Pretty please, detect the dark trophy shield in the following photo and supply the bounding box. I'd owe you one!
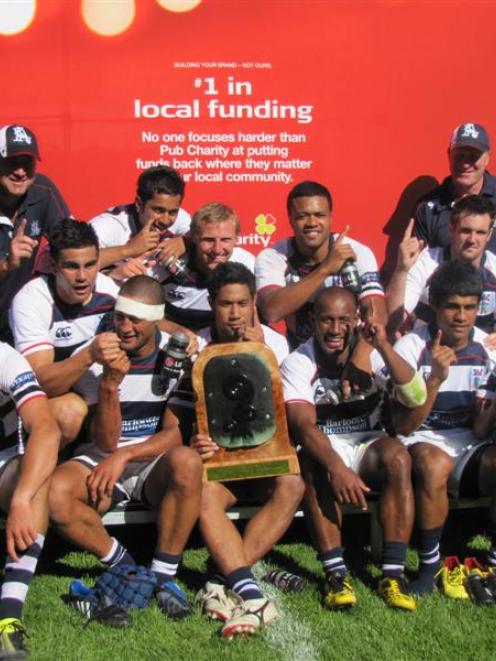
[192,341,300,482]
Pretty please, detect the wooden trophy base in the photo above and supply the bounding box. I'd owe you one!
[192,341,300,482]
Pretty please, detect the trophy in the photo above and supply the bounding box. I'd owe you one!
[192,341,300,481]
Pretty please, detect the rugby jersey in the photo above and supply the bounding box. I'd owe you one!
[73,330,173,447]
[255,235,384,345]
[10,273,118,360]
[394,324,496,430]
[163,247,255,330]
[0,343,46,452]
[282,338,387,437]
[404,247,496,333]
[90,203,191,248]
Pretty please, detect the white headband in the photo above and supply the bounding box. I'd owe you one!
[114,295,165,322]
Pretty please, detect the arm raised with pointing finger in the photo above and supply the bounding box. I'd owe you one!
[257,226,356,325]
[386,218,425,339]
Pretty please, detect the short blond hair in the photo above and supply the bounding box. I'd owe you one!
[190,202,240,237]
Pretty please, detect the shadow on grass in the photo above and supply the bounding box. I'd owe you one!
[0,508,490,588]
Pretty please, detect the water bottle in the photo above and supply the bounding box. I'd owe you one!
[263,570,306,593]
[161,331,189,395]
[163,254,189,284]
[340,260,361,295]
[326,388,365,406]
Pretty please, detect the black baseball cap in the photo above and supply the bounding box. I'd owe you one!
[450,123,490,152]
[0,125,41,160]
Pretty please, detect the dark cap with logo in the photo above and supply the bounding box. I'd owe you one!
[0,125,41,160]
[450,123,490,153]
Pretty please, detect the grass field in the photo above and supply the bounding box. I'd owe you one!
[16,510,496,661]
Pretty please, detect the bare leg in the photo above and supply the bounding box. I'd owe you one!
[0,457,50,534]
[243,474,304,566]
[199,481,246,575]
[359,436,414,543]
[0,458,55,623]
[49,394,88,448]
[301,454,343,553]
[143,446,203,555]
[409,443,453,529]
[48,460,114,557]
[408,443,453,594]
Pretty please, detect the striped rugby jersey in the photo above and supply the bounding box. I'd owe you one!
[89,203,191,275]
[282,337,388,437]
[73,330,172,447]
[394,324,496,430]
[255,235,384,345]
[163,247,255,330]
[0,342,46,452]
[10,273,118,361]
[404,247,496,333]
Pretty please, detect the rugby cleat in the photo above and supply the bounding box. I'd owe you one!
[436,556,469,600]
[156,580,192,620]
[220,597,278,639]
[378,576,416,611]
[68,579,131,628]
[463,557,494,606]
[0,618,28,659]
[323,573,357,610]
[196,581,237,622]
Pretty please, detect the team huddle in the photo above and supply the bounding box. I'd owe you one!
[0,120,495,655]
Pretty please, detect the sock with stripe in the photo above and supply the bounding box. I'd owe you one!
[410,526,442,595]
[151,551,181,585]
[318,547,347,579]
[0,533,45,620]
[381,541,408,579]
[100,537,135,568]
[225,567,263,601]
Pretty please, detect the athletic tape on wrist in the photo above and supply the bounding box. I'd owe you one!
[114,295,164,322]
[393,371,427,408]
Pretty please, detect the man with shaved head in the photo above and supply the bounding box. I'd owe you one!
[282,286,426,611]
[49,275,203,623]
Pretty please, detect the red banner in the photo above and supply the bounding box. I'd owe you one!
[2,0,496,266]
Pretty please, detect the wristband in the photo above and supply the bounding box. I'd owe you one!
[393,372,427,408]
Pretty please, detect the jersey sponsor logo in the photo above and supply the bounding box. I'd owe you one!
[478,291,496,316]
[121,415,160,434]
[317,415,370,435]
[10,371,36,391]
[471,365,490,390]
[27,219,41,238]
[425,409,471,429]
[167,290,186,301]
[55,326,72,340]
[12,126,32,145]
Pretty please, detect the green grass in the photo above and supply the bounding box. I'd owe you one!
[15,512,496,661]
